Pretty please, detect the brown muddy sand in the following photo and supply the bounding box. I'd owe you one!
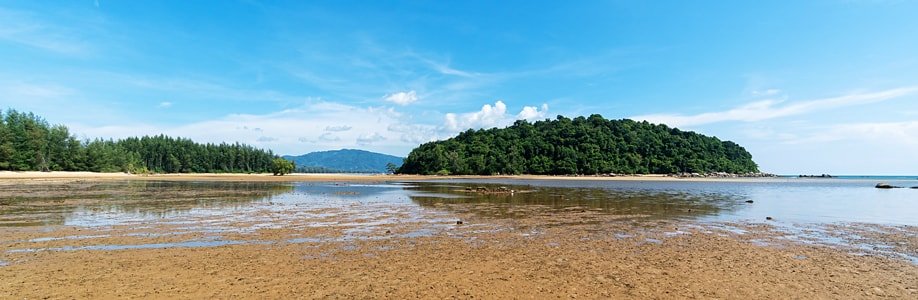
[1,210,916,299]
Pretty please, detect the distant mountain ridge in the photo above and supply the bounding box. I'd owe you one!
[282,149,404,173]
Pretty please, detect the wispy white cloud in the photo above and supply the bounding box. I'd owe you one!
[0,8,92,55]
[356,132,386,145]
[742,120,918,175]
[324,125,352,132]
[631,87,918,127]
[120,75,303,104]
[69,100,409,155]
[751,88,782,96]
[384,91,419,105]
[787,121,918,146]
[0,81,75,99]
[157,102,172,108]
[318,132,341,142]
[411,53,479,78]
[67,98,552,156]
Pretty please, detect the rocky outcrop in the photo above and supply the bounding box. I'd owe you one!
[671,172,777,178]
[875,183,903,189]
[800,174,834,178]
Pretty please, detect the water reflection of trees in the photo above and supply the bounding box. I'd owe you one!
[406,182,748,221]
[0,181,293,227]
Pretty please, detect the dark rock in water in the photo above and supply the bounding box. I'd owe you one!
[800,174,834,178]
[745,200,754,203]
[912,186,918,189]
[766,217,773,221]
[456,220,463,225]
[385,230,391,234]
[875,183,903,189]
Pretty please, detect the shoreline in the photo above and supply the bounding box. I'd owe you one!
[0,171,789,183]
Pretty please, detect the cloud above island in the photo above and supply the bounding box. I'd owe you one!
[67,99,552,156]
[444,101,549,132]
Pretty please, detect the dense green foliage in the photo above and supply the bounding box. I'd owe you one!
[398,115,759,175]
[282,149,404,173]
[385,163,398,174]
[0,109,278,173]
[272,158,295,176]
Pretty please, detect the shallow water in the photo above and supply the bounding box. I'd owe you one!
[420,178,918,225]
[1,179,916,261]
[3,178,917,228]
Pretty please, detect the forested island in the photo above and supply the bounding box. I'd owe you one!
[398,115,759,175]
[0,109,280,173]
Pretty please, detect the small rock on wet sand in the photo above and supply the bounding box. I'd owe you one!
[745,200,754,203]
[766,217,773,221]
[875,183,902,189]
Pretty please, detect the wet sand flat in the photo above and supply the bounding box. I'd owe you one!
[2,215,916,299]
[1,180,916,299]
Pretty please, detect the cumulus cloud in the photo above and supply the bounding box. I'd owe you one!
[384,90,419,105]
[516,104,549,121]
[67,99,557,156]
[443,100,550,132]
[444,101,508,131]
[324,125,352,132]
[631,87,917,127]
[68,100,410,155]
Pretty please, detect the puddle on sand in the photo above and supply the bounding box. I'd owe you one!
[9,240,247,253]
[28,235,110,243]
[643,238,663,245]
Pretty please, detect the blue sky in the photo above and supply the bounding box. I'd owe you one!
[2,0,917,174]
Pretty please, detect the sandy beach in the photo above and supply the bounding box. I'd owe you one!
[2,172,915,299]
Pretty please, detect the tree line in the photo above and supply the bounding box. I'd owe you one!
[398,115,759,175]
[0,109,283,174]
